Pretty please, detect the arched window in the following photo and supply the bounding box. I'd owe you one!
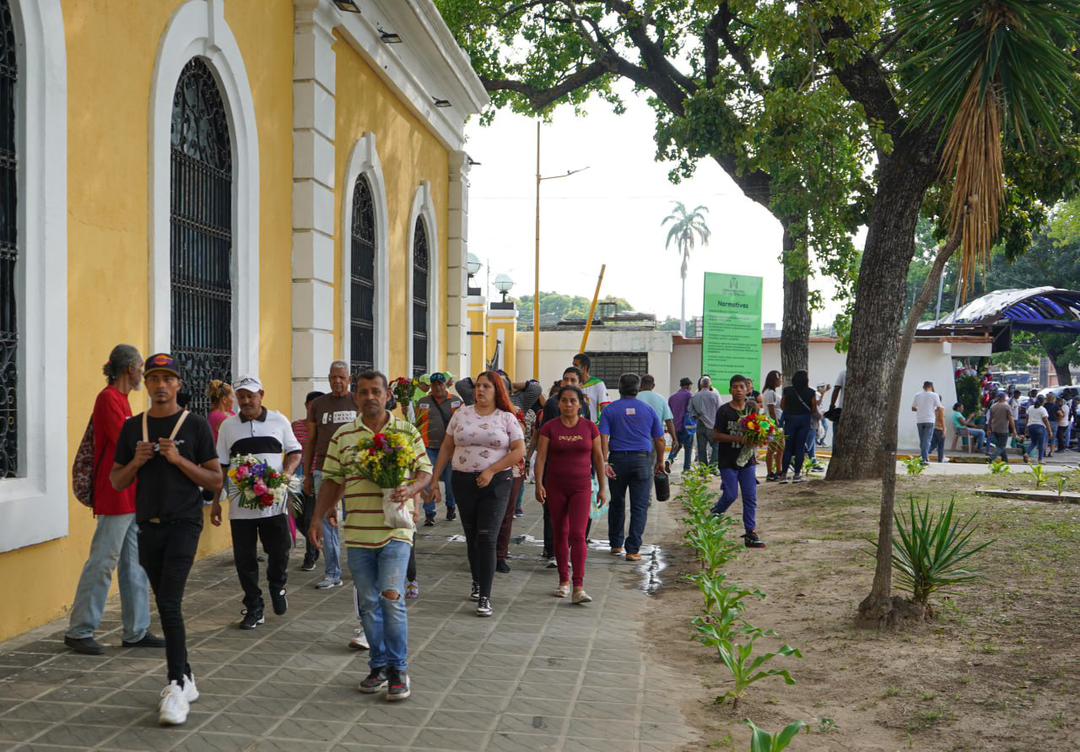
[0,0,18,478]
[350,176,375,375]
[170,57,232,415]
[412,217,429,378]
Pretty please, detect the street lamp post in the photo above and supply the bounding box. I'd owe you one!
[533,121,588,379]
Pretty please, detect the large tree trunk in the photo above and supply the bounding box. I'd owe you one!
[1050,355,1073,386]
[827,140,939,481]
[857,235,959,627]
[780,221,810,380]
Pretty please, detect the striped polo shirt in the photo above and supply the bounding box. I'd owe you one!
[321,413,432,549]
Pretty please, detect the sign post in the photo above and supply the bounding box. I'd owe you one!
[701,272,763,388]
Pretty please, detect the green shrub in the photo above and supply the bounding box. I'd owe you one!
[875,496,994,609]
[903,456,926,476]
[956,375,980,414]
[746,720,805,752]
[988,459,1010,475]
[1031,464,1048,489]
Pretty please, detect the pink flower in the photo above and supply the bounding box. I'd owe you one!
[235,465,250,480]
[253,480,268,495]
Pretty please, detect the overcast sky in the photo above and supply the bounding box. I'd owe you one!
[463,85,849,330]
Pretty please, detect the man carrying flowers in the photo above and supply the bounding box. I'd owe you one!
[710,374,771,549]
[311,370,431,702]
[212,377,302,629]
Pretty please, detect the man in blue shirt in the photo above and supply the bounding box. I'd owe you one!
[600,373,665,562]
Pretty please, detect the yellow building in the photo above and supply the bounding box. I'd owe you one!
[0,0,487,642]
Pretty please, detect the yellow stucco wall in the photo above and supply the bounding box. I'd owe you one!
[488,318,519,377]
[333,37,450,378]
[0,0,294,643]
[468,305,487,377]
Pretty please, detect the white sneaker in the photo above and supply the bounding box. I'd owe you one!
[315,577,343,589]
[348,627,370,651]
[158,681,190,726]
[183,672,199,703]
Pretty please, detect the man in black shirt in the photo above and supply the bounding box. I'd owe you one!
[111,353,220,726]
[710,374,766,549]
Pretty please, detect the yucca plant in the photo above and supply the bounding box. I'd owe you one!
[988,458,1010,476]
[875,496,994,610]
[1031,464,1048,489]
[903,456,926,477]
[745,720,805,752]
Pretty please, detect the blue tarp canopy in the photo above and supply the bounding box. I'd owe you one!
[920,287,1080,333]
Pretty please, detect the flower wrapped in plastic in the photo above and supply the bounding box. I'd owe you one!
[227,454,294,511]
[735,413,780,466]
[338,431,423,530]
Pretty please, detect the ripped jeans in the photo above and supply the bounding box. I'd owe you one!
[346,540,412,672]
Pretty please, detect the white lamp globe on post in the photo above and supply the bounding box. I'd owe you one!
[466,253,483,296]
[493,274,514,303]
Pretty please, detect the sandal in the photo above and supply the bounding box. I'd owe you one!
[552,583,570,598]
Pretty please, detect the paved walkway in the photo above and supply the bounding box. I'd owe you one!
[0,491,696,752]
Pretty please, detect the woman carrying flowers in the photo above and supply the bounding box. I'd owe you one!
[710,374,772,549]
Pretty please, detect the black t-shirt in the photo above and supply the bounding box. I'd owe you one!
[714,402,755,469]
[781,386,816,416]
[115,410,217,523]
[1046,403,1062,422]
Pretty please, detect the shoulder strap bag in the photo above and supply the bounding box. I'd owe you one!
[143,410,190,444]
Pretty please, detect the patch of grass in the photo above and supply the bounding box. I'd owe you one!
[816,717,838,734]
[919,691,936,701]
[883,686,902,698]
[908,707,950,732]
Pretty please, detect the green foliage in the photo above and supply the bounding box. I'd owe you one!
[709,630,801,707]
[746,720,806,752]
[662,201,711,278]
[1049,197,1080,247]
[514,292,633,331]
[988,459,1011,476]
[1056,474,1068,498]
[956,376,981,415]
[1031,464,1048,489]
[904,456,927,477]
[874,496,994,608]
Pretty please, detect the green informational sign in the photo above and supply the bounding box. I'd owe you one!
[701,272,763,389]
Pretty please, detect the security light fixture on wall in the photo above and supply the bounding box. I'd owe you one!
[333,0,361,13]
[378,27,402,43]
[433,97,451,108]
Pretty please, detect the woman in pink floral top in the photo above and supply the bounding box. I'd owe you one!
[430,371,525,617]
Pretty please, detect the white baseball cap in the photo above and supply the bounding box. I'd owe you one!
[233,376,263,393]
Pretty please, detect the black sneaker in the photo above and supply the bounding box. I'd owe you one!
[386,669,411,701]
[358,668,388,694]
[743,531,766,549]
[476,596,493,617]
[271,588,288,616]
[64,636,105,656]
[469,581,480,601]
[239,610,265,630]
[423,516,435,527]
[301,550,318,571]
[121,633,167,648]
[496,559,511,574]
[446,507,457,522]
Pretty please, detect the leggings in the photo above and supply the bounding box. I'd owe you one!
[451,470,513,599]
[546,478,591,587]
[138,519,202,684]
[496,475,524,561]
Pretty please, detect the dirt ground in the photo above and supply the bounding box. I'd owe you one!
[647,473,1080,752]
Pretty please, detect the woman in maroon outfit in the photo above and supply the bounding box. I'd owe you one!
[535,386,608,604]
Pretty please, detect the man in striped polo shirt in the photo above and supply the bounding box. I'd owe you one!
[312,370,431,702]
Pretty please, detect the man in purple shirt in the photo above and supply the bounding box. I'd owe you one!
[667,377,694,471]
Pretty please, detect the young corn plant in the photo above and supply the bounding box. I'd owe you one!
[706,628,802,709]
[745,720,805,752]
[874,496,994,612]
[1056,474,1068,498]
[1031,464,1048,489]
[904,456,926,476]
[988,458,1010,476]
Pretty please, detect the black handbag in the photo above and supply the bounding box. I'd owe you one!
[654,470,670,502]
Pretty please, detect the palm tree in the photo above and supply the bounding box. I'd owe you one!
[859,0,1080,627]
[662,202,711,336]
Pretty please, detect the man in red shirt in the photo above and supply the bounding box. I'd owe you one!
[64,346,165,655]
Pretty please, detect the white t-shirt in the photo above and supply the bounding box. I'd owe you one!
[833,370,846,409]
[1026,405,1049,428]
[912,391,943,424]
[217,409,302,520]
[1058,405,1071,427]
[581,379,609,425]
[761,388,782,420]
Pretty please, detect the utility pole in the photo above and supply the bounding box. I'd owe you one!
[533,121,588,380]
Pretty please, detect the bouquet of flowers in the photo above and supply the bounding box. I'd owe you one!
[339,431,422,529]
[736,413,780,466]
[228,455,293,511]
[390,377,414,410]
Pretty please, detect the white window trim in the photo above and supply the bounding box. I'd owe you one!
[0,0,69,553]
[149,0,260,380]
[341,134,390,373]
[407,182,440,375]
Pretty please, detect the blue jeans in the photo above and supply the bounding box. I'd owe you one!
[712,465,757,532]
[346,541,412,672]
[782,414,812,475]
[422,447,456,518]
[608,452,652,554]
[966,428,987,453]
[990,432,1010,462]
[695,429,717,466]
[916,422,935,463]
[66,513,150,643]
[313,470,341,581]
[930,428,946,462]
[1026,425,1047,461]
[668,428,694,471]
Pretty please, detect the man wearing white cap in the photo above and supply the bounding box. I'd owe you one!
[212,376,302,629]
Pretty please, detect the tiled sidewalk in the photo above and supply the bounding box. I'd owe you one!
[0,494,697,751]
